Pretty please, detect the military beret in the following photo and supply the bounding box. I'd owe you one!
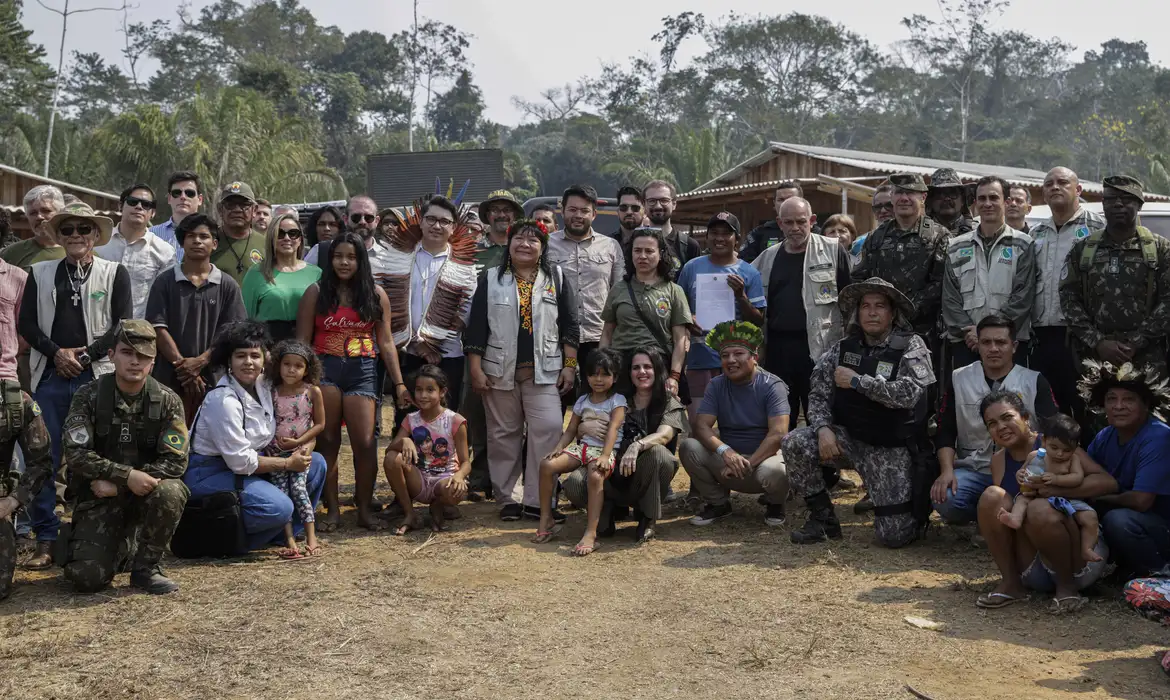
[1103,175,1145,202]
[888,173,928,193]
[115,319,157,358]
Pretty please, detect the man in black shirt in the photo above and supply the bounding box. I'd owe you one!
[643,179,700,280]
[740,181,822,262]
[16,201,132,569]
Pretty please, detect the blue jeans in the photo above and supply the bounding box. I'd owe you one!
[28,368,94,542]
[931,467,993,525]
[183,453,326,551]
[1102,508,1170,576]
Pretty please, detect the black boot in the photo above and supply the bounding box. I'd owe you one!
[131,564,179,595]
[790,491,842,544]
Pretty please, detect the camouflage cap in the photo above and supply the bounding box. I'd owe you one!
[1103,175,1146,202]
[888,173,928,193]
[219,181,256,204]
[928,168,965,190]
[706,211,741,234]
[115,319,157,358]
[478,189,524,222]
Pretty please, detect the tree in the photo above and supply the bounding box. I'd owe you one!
[0,0,54,119]
[429,69,484,145]
[395,17,472,149]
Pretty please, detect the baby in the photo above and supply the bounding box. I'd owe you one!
[998,414,1101,563]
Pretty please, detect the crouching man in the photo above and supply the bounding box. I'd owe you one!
[783,277,936,547]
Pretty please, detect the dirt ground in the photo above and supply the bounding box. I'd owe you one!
[3,419,1169,700]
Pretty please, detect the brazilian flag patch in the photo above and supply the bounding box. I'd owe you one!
[31,401,41,416]
[163,429,187,451]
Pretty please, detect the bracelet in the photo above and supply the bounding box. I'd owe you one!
[396,382,406,388]
[669,370,681,381]
[564,357,578,368]
[716,444,731,456]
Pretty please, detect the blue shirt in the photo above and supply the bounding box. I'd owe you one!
[149,219,183,260]
[677,256,766,370]
[1088,418,1170,520]
[697,369,789,455]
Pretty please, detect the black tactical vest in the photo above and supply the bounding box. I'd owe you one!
[832,333,916,447]
[93,374,167,468]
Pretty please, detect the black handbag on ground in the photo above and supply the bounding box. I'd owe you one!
[170,388,250,558]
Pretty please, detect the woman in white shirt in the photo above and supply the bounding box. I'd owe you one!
[183,320,326,551]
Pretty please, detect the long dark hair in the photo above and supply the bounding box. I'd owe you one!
[623,227,674,282]
[496,219,553,282]
[306,205,344,249]
[620,346,669,426]
[316,232,381,322]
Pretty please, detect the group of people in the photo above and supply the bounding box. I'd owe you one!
[0,167,1165,635]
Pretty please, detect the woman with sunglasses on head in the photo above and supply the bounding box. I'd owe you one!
[243,212,322,343]
[297,232,408,531]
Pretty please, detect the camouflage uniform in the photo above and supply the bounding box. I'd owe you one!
[927,168,977,237]
[60,324,190,594]
[850,216,950,335]
[1059,228,1170,375]
[0,380,54,600]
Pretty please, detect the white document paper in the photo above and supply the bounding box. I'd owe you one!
[695,273,736,331]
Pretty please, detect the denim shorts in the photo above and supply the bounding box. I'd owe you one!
[319,355,379,399]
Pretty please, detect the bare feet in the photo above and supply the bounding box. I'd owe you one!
[997,507,1023,530]
[429,502,448,532]
[394,512,422,536]
[357,509,388,531]
[1083,545,1103,563]
[318,510,342,533]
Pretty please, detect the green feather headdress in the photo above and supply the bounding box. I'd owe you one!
[1078,360,1170,420]
[705,321,763,354]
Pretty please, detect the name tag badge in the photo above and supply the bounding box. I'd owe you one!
[843,352,862,367]
[1108,255,1120,275]
[876,361,894,379]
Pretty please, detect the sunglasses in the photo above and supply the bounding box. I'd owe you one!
[277,229,303,240]
[170,188,198,199]
[124,195,156,210]
[872,202,894,211]
[59,224,95,238]
[618,204,643,212]
[349,213,377,224]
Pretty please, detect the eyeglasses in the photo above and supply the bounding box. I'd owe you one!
[618,204,643,213]
[221,200,253,212]
[124,195,156,210]
[170,188,198,199]
[349,213,377,224]
[277,229,303,240]
[424,215,455,229]
[871,202,894,211]
[645,197,672,207]
[59,224,95,238]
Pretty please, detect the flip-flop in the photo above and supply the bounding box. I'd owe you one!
[1049,596,1088,614]
[532,527,560,544]
[976,592,1027,609]
[572,541,600,557]
[278,548,304,561]
[304,544,322,557]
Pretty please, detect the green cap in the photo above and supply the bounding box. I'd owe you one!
[115,319,157,358]
[219,181,256,203]
[478,189,524,222]
[1103,175,1145,202]
[888,173,928,193]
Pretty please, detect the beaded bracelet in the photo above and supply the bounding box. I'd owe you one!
[564,357,579,368]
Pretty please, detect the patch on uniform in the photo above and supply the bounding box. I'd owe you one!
[1076,226,1089,239]
[249,248,263,265]
[910,360,929,380]
[655,298,670,318]
[843,352,863,367]
[1001,248,1013,261]
[30,401,41,417]
[816,284,835,302]
[68,425,90,446]
[90,290,107,301]
[1060,265,1069,281]
[958,246,974,258]
[876,361,894,379]
[162,428,187,451]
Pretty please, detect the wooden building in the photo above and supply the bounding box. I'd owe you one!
[0,163,120,237]
[674,142,1168,232]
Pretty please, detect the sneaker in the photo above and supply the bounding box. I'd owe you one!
[521,505,566,524]
[689,502,732,526]
[130,566,180,595]
[500,503,523,521]
[764,503,786,527]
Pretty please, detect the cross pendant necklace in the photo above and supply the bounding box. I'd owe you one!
[71,291,81,306]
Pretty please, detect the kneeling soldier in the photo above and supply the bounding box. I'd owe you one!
[0,381,54,600]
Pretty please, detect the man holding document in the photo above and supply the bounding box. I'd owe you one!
[676,212,766,423]
[751,197,851,421]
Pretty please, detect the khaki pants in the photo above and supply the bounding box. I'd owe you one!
[482,376,563,508]
[679,437,788,507]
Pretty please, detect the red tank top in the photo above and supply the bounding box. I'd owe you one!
[313,306,377,357]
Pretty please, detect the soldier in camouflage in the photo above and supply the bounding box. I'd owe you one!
[783,278,936,547]
[60,320,190,595]
[0,381,54,600]
[926,168,977,236]
[851,173,950,336]
[1059,175,1170,375]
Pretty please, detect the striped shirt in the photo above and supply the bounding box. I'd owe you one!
[0,260,27,381]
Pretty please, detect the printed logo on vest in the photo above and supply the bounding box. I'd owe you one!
[249,248,263,265]
[655,298,670,318]
[843,352,863,367]
[876,361,894,379]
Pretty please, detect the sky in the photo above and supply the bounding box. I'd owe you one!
[19,0,1170,126]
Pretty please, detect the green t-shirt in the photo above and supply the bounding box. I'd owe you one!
[0,239,66,269]
[211,232,267,287]
[242,264,322,322]
[601,278,693,355]
[474,242,507,276]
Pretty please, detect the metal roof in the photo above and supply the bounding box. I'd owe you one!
[687,142,1168,201]
[0,163,119,201]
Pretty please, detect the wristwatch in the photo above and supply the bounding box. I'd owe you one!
[850,375,862,390]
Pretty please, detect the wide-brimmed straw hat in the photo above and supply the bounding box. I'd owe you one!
[48,201,114,246]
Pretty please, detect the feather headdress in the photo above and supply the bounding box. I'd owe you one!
[1077,359,1170,420]
[383,201,479,357]
[705,321,764,354]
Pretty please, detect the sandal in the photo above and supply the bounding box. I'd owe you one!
[394,517,421,537]
[976,592,1026,609]
[573,540,600,557]
[278,548,304,560]
[635,518,655,544]
[1049,595,1088,615]
[532,527,560,544]
[304,544,322,557]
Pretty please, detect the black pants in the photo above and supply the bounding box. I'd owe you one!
[399,353,465,417]
[765,331,813,422]
[1029,326,1089,442]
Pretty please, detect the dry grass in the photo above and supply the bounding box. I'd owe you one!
[3,413,1169,699]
